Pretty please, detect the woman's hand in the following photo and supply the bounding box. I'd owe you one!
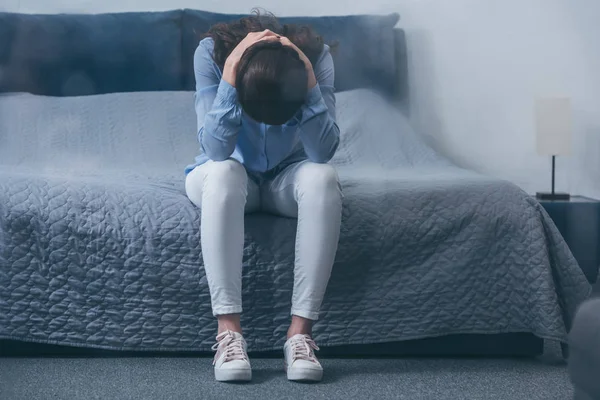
[223,29,280,87]
[279,36,318,89]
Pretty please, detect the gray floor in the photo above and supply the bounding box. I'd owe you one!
[0,352,573,400]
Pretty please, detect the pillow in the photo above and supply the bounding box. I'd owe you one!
[0,91,197,173]
[0,11,182,96]
[181,9,400,98]
[333,89,441,169]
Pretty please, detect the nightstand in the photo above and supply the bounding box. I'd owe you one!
[538,196,600,283]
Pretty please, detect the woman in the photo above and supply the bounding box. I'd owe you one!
[184,12,342,383]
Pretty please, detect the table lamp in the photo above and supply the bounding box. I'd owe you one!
[535,97,572,201]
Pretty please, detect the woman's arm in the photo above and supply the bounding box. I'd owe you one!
[194,40,242,162]
[297,49,340,163]
[195,32,282,161]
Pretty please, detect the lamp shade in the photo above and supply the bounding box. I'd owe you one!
[535,97,573,156]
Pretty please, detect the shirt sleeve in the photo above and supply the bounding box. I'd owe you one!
[297,48,340,163]
[194,39,242,162]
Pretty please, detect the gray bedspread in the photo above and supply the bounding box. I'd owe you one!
[0,89,591,351]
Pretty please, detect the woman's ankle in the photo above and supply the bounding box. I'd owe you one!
[217,314,242,335]
[287,315,313,338]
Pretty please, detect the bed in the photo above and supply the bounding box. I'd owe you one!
[0,9,591,355]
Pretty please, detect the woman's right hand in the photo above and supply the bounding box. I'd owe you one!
[223,29,280,87]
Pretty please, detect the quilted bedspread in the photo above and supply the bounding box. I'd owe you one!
[0,89,591,351]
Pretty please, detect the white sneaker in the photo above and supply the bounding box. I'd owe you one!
[284,334,323,382]
[211,330,252,382]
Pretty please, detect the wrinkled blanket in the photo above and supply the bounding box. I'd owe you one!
[0,89,591,351]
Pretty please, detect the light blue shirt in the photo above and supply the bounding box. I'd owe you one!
[185,38,340,175]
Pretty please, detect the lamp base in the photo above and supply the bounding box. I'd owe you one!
[536,192,571,201]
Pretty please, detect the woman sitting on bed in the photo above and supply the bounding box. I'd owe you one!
[184,11,342,383]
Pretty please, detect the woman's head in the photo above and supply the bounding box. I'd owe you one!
[236,40,308,125]
[206,10,326,125]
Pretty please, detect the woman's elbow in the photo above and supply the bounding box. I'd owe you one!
[322,126,341,161]
[200,135,235,162]
[205,150,232,162]
[309,136,340,163]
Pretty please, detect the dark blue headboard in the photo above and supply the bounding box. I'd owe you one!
[0,10,406,104]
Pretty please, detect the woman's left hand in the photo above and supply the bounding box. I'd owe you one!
[279,37,318,89]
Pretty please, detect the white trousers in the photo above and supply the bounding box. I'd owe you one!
[185,159,343,321]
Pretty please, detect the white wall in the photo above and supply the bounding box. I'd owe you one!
[3,0,599,198]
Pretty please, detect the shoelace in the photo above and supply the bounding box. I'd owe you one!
[211,330,247,365]
[289,335,320,362]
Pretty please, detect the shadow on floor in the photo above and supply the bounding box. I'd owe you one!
[0,333,544,359]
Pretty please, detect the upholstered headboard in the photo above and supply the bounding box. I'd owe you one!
[0,10,407,106]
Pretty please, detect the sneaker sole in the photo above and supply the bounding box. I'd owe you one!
[215,368,252,382]
[287,367,323,382]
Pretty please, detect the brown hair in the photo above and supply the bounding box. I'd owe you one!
[205,9,326,68]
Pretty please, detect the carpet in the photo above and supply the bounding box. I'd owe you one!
[0,354,572,400]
